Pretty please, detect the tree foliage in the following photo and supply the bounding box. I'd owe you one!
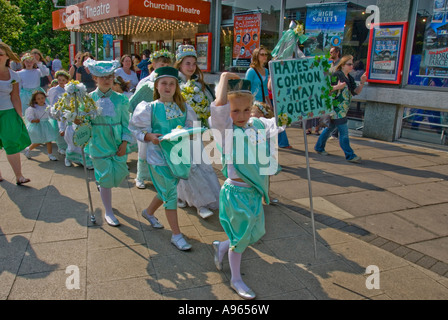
[0,0,26,45]
[8,0,70,64]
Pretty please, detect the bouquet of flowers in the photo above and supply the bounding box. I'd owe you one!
[180,79,210,127]
[49,80,101,124]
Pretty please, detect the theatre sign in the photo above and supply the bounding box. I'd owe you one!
[53,0,210,33]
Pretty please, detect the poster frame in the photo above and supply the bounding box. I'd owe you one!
[113,40,123,60]
[195,32,212,73]
[366,21,408,84]
[69,44,76,67]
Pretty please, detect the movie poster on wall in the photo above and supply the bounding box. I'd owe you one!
[420,0,448,78]
[303,2,348,56]
[232,12,261,68]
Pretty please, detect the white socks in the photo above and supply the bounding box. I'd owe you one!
[99,187,114,218]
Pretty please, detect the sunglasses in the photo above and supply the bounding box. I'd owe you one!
[345,63,354,66]
[0,53,5,56]
[259,53,268,56]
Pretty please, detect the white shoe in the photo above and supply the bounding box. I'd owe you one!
[24,147,31,159]
[177,199,187,208]
[171,234,192,251]
[135,179,146,189]
[64,158,72,167]
[197,207,213,219]
[48,154,58,161]
[58,149,66,155]
[141,209,164,229]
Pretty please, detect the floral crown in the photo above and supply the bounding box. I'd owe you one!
[176,45,197,61]
[253,101,270,117]
[55,70,70,79]
[150,49,174,61]
[21,53,34,62]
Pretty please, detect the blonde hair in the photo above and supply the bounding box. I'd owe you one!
[153,78,186,112]
[228,91,254,106]
[0,42,20,67]
[335,55,354,71]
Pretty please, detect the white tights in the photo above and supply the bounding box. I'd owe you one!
[99,187,114,218]
[217,240,251,292]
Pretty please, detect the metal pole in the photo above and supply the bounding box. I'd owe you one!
[74,92,96,224]
[302,125,317,259]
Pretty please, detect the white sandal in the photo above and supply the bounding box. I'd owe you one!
[171,234,192,251]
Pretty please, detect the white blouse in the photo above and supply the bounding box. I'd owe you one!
[0,69,20,111]
[18,63,49,89]
[129,100,197,166]
[115,68,139,90]
[25,104,51,122]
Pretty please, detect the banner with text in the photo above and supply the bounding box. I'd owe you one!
[269,58,333,127]
[233,12,261,68]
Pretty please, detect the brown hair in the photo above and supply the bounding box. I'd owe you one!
[29,90,47,107]
[30,49,45,63]
[0,42,20,67]
[114,76,130,92]
[120,54,135,71]
[153,77,186,112]
[250,46,269,69]
[335,55,354,72]
[174,56,206,92]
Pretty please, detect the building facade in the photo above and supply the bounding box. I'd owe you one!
[54,0,448,147]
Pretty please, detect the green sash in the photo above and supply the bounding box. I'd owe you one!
[219,118,281,204]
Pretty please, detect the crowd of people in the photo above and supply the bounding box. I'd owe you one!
[0,39,366,299]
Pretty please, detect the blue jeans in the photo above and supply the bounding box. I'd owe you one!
[314,121,357,160]
[278,130,290,147]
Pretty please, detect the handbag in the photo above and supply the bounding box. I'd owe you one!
[253,68,266,103]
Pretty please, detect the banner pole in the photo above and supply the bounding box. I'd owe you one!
[302,125,317,259]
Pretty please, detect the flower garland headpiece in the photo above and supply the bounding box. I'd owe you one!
[176,45,197,61]
[150,49,174,61]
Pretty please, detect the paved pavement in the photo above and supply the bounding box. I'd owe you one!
[1,125,448,300]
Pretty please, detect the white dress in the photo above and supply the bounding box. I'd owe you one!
[177,73,221,210]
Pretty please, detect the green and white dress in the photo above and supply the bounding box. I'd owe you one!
[209,102,282,253]
[89,88,134,188]
[130,99,196,210]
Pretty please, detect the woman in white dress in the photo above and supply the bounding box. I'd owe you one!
[174,45,221,219]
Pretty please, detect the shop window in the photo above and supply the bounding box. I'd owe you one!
[407,0,448,88]
[220,0,282,72]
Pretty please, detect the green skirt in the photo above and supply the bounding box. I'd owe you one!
[219,181,265,253]
[0,108,31,155]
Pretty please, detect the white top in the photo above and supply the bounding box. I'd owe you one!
[18,63,50,89]
[25,104,51,122]
[52,59,62,72]
[129,100,197,165]
[47,85,65,106]
[0,69,20,111]
[208,101,285,180]
[135,70,155,91]
[115,68,139,90]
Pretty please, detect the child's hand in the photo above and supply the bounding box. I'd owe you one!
[215,73,240,106]
[74,118,82,125]
[144,132,162,145]
[32,119,40,123]
[59,131,65,137]
[116,141,128,156]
